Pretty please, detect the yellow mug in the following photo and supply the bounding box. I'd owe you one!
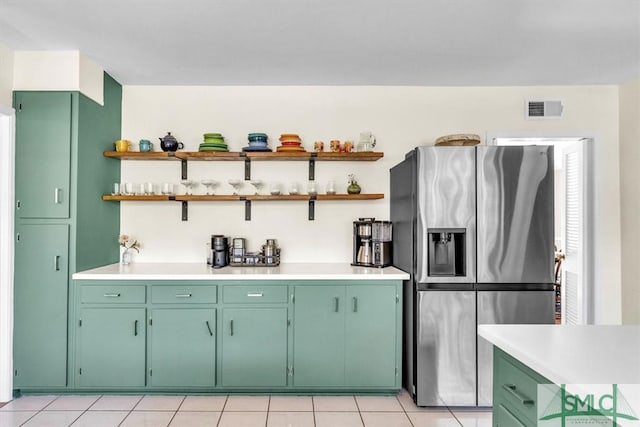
[115,139,131,152]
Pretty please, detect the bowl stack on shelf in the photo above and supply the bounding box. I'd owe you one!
[199,133,229,152]
[276,133,306,152]
[242,133,272,152]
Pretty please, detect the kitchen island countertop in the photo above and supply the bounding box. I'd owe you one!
[73,262,410,281]
[478,324,640,386]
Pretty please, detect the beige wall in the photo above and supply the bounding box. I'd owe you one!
[0,42,14,107]
[121,84,622,323]
[619,77,640,324]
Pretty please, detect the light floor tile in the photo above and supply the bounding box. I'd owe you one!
[22,410,83,426]
[71,410,129,427]
[0,410,37,427]
[269,396,313,412]
[315,411,364,427]
[267,411,315,427]
[355,396,403,412]
[179,395,227,411]
[134,395,185,411]
[225,395,269,411]
[169,411,220,426]
[89,395,143,411]
[120,411,175,427]
[408,411,463,427]
[313,396,358,411]
[452,410,492,427]
[398,392,451,412]
[45,395,100,411]
[217,411,267,427]
[361,411,413,427]
[0,395,58,411]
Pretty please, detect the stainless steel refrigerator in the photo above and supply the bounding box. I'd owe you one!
[390,145,555,407]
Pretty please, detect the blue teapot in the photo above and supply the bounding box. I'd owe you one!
[159,132,184,152]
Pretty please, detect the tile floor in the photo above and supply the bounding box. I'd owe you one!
[0,390,492,427]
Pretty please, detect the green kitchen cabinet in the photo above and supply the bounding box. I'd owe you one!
[13,224,69,388]
[293,285,345,386]
[221,307,288,387]
[149,308,216,388]
[493,347,553,427]
[13,77,122,392]
[293,283,400,388]
[345,285,397,387]
[76,308,146,388]
[14,92,72,219]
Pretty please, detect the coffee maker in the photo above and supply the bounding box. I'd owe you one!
[352,218,392,267]
[211,235,229,269]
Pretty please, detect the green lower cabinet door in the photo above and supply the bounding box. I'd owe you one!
[77,308,146,387]
[293,285,345,387]
[150,308,216,388]
[495,403,529,427]
[221,308,288,387]
[345,285,397,387]
[14,224,69,388]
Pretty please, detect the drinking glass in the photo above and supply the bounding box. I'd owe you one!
[228,179,243,195]
[326,180,337,194]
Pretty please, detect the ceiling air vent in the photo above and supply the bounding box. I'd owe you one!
[526,100,563,119]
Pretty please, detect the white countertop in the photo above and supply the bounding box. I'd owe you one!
[478,324,640,386]
[72,262,410,281]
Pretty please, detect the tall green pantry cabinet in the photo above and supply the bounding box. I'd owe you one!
[13,75,122,391]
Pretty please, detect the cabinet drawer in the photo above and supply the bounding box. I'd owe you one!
[223,285,288,304]
[496,356,540,423]
[152,285,217,304]
[81,285,146,304]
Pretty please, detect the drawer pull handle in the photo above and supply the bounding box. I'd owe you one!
[503,384,534,406]
[175,293,192,298]
[104,293,121,298]
[247,292,263,297]
[54,255,60,271]
[230,319,234,336]
[134,320,138,336]
[334,297,340,312]
[54,188,61,204]
[206,320,213,336]
[353,296,358,312]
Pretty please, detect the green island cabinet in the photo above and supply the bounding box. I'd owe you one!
[13,79,122,391]
[72,279,402,392]
[493,347,554,427]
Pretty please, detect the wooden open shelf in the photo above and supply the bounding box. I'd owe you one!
[102,195,170,201]
[104,151,383,161]
[103,193,384,202]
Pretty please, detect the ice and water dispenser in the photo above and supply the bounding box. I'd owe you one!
[428,228,466,276]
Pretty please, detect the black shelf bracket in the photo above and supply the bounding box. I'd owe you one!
[243,155,251,180]
[181,159,188,180]
[244,199,251,221]
[309,153,317,181]
[181,201,188,221]
[308,196,316,221]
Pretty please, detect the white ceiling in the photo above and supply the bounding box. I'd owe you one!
[1,0,639,86]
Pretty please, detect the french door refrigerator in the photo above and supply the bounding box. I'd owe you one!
[391,145,555,407]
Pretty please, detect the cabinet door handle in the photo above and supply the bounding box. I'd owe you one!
[175,293,192,298]
[334,297,340,312]
[103,293,121,298]
[134,320,138,336]
[206,320,213,336]
[502,384,534,406]
[353,296,358,312]
[54,188,62,204]
[247,292,263,297]
[230,319,234,336]
[53,255,60,271]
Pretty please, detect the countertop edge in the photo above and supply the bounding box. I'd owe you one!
[72,263,410,281]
